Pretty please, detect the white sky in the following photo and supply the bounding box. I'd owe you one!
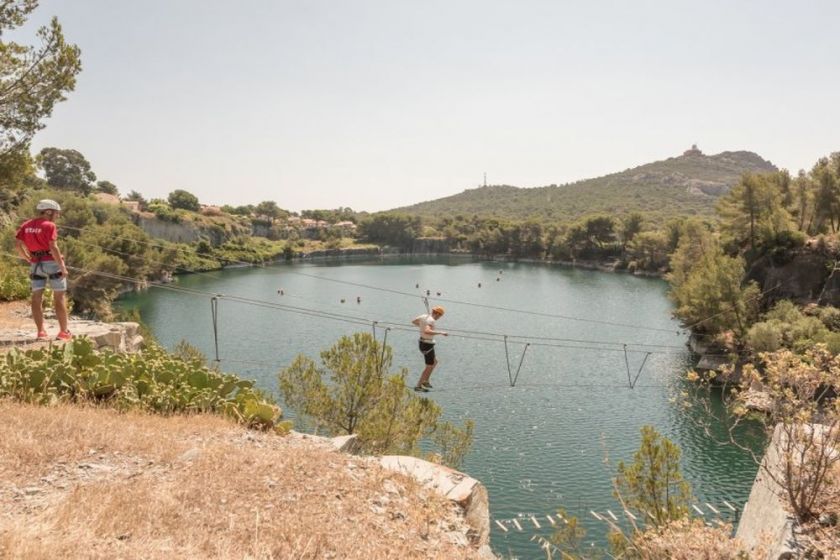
[13,0,840,212]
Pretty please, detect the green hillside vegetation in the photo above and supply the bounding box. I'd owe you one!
[393,149,776,222]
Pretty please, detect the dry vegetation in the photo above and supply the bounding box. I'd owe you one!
[0,402,483,559]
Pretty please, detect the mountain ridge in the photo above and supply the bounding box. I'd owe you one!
[390,149,777,221]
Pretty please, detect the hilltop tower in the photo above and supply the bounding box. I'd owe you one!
[683,144,703,156]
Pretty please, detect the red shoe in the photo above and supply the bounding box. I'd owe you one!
[56,331,72,341]
[36,331,48,340]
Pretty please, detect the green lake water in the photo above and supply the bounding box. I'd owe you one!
[120,256,761,559]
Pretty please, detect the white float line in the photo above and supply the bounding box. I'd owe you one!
[705,503,720,515]
[494,520,508,532]
[590,511,604,522]
[722,500,737,512]
[692,504,705,516]
[530,515,541,529]
[606,509,618,521]
[546,514,557,526]
[512,519,523,531]
[624,510,637,521]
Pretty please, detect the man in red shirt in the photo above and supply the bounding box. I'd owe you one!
[15,199,71,341]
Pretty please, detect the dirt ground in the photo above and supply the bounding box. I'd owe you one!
[0,402,483,560]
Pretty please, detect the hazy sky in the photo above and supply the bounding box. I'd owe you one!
[14,0,840,212]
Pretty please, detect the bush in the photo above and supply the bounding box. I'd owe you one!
[167,189,200,212]
[0,338,285,431]
[279,333,473,467]
[746,321,784,353]
[0,260,29,301]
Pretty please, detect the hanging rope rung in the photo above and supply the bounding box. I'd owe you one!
[511,343,530,387]
[210,296,221,364]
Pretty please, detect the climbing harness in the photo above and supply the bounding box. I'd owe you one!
[503,335,530,387]
[28,250,63,280]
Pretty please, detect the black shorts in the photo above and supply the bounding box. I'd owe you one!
[419,340,436,365]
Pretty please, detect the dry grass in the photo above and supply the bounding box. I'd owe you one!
[799,459,840,558]
[0,401,483,559]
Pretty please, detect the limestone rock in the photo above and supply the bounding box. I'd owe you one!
[379,455,490,548]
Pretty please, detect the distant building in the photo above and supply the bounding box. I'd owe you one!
[121,200,141,213]
[683,144,703,156]
[331,220,358,235]
[94,192,120,206]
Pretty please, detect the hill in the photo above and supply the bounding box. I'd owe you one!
[392,149,777,222]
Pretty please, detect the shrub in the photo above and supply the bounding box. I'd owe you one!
[0,338,285,431]
[0,261,29,301]
[747,321,784,353]
[279,333,473,467]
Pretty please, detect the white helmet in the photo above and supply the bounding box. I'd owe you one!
[36,199,61,212]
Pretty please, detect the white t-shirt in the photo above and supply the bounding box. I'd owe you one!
[415,314,436,343]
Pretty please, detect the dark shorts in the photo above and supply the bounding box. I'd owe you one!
[419,340,436,365]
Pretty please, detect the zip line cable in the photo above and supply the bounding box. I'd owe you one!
[55,224,689,336]
[282,270,684,335]
[55,223,777,344]
[3,249,735,364]
[39,234,698,351]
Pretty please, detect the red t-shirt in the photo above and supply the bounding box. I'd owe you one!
[15,218,57,263]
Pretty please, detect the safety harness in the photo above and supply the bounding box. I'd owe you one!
[29,250,63,280]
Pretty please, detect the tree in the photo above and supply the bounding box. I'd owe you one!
[0,148,36,209]
[96,180,118,195]
[614,426,693,528]
[125,190,147,210]
[669,239,760,339]
[0,1,81,156]
[690,346,840,525]
[717,172,793,252]
[621,212,645,249]
[278,333,474,467]
[254,200,280,223]
[36,147,96,194]
[813,156,840,233]
[167,189,200,211]
[358,213,423,249]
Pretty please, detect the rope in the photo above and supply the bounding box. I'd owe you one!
[378,328,390,376]
[31,233,700,349]
[287,270,681,334]
[512,343,530,387]
[54,223,778,343]
[210,295,221,364]
[504,336,513,386]
[631,352,651,389]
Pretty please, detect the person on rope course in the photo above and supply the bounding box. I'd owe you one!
[15,199,71,341]
[412,305,447,392]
